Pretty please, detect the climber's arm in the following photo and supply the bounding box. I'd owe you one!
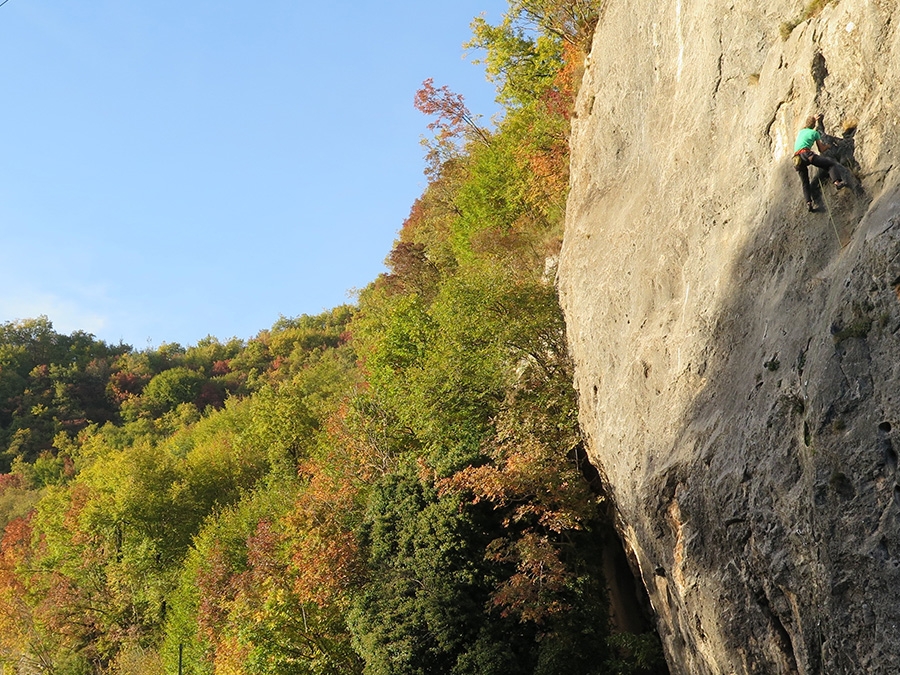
[814,113,831,151]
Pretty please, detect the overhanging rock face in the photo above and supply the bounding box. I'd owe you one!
[559,1,900,672]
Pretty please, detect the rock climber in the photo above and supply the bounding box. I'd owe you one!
[793,113,847,212]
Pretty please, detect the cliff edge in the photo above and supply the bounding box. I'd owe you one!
[559,0,900,672]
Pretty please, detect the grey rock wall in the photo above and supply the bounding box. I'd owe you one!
[559,0,900,672]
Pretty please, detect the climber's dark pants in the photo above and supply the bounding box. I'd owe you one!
[794,149,841,204]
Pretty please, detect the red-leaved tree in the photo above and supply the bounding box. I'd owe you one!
[414,78,491,179]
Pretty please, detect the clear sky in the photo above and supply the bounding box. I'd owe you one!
[0,0,507,348]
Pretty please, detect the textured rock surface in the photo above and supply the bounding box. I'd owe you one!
[559,1,900,673]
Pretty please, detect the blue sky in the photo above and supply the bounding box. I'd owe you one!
[0,0,506,348]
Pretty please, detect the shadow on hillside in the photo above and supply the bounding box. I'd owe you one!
[807,124,864,206]
[633,131,898,674]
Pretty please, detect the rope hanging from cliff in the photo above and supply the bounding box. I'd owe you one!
[818,177,843,248]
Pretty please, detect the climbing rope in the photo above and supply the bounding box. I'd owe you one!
[818,177,843,248]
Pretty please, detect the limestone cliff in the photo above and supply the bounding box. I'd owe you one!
[558,0,900,672]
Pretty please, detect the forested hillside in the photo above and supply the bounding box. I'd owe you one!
[0,2,665,673]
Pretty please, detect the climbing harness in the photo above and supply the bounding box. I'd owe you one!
[793,148,814,168]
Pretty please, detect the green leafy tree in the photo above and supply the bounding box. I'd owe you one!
[134,367,207,418]
[349,461,532,675]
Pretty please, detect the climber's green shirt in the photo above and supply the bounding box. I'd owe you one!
[794,128,821,153]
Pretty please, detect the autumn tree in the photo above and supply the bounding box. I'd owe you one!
[414,78,492,180]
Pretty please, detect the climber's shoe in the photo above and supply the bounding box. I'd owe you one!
[807,201,817,212]
[834,180,847,190]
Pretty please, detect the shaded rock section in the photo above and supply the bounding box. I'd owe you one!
[559,0,900,672]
